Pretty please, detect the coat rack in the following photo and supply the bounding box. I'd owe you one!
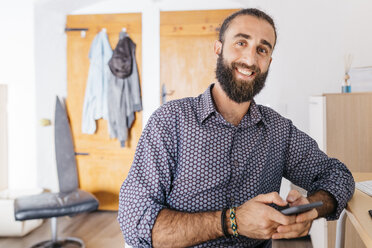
[64,27,89,38]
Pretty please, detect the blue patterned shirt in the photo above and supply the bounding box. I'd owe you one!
[118,84,355,247]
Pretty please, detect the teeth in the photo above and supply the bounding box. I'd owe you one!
[237,68,253,76]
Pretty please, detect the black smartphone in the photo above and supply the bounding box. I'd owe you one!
[280,201,323,215]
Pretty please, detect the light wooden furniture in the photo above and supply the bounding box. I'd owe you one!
[322,92,372,248]
[336,172,372,248]
[325,92,372,173]
[66,14,142,210]
[160,9,237,102]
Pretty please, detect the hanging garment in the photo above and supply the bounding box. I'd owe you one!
[107,31,142,147]
[81,30,113,134]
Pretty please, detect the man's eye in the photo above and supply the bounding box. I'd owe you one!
[258,47,268,54]
[237,41,245,46]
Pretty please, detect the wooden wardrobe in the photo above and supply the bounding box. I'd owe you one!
[66,13,142,210]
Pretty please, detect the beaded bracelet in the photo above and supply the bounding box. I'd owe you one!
[230,207,239,237]
[221,208,229,237]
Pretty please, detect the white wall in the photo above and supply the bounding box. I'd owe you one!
[34,0,105,191]
[0,85,8,191]
[343,1,372,67]
[0,1,37,190]
[28,0,372,191]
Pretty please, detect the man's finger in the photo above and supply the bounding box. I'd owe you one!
[273,222,311,239]
[276,222,304,233]
[254,192,297,226]
[296,209,318,223]
[286,190,303,203]
[266,206,296,226]
[255,192,287,206]
[289,196,309,207]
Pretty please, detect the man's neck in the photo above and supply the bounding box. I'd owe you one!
[211,82,251,127]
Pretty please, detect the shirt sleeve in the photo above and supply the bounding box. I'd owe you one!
[117,108,176,247]
[283,121,355,220]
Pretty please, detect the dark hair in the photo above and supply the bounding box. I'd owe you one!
[219,8,277,46]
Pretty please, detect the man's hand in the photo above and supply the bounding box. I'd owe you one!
[235,192,296,239]
[272,190,318,239]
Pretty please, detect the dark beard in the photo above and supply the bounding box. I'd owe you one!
[215,53,268,103]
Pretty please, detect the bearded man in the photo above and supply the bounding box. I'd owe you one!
[118,8,355,248]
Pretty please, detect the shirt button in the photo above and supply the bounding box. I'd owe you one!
[231,197,235,203]
[234,160,239,167]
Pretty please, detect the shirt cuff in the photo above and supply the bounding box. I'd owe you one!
[135,202,166,247]
[309,182,355,221]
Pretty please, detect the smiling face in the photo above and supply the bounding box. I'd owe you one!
[215,14,276,103]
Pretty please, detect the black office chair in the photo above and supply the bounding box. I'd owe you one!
[14,97,99,248]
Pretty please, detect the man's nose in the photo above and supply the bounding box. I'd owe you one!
[241,47,258,66]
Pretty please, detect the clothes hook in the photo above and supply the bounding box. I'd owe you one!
[122,27,127,32]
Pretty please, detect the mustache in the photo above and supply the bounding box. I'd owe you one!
[231,62,260,74]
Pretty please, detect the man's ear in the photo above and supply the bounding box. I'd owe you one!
[214,40,222,57]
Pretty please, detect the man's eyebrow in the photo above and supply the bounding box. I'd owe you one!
[261,39,273,51]
[234,33,251,40]
[234,33,273,51]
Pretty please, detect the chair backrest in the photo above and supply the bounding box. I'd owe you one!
[55,97,79,193]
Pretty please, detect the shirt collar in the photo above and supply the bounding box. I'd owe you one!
[198,84,265,127]
[243,100,265,128]
[199,84,216,123]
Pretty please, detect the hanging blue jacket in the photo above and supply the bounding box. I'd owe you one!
[81,30,113,134]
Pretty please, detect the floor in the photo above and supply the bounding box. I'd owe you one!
[0,211,125,248]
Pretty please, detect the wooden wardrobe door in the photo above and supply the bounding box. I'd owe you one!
[66,13,142,210]
[160,9,238,102]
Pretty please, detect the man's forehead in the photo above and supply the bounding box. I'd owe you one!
[225,15,276,45]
